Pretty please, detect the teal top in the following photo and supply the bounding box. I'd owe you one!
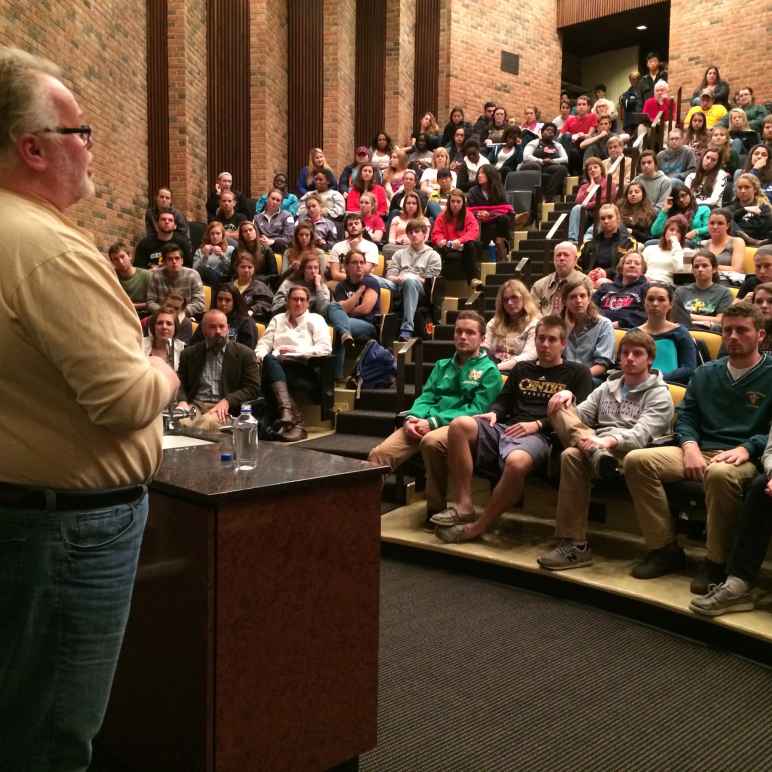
[651,206,711,240]
[407,352,503,430]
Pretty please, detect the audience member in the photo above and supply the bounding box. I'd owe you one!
[158,291,194,343]
[520,122,569,203]
[339,146,371,194]
[690,65,730,108]
[579,114,615,160]
[360,192,385,244]
[213,189,248,234]
[617,181,656,243]
[441,106,472,147]
[752,283,772,352]
[143,308,185,371]
[385,191,423,259]
[553,99,573,132]
[537,329,673,569]
[433,316,593,544]
[301,194,338,252]
[346,162,388,216]
[368,311,502,519]
[521,105,543,138]
[637,52,667,104]
[567,155,617,243]
[456,138,489,192]
[467,164,512,261]
[730,174,772,244]
[620,71,643,133]
[592,251,649,329]
[763,115,772,147]
[407,134,434,172]
[383,149,410,200]
[431,188,481,284]
[637,283,697,384]
[484,106,510,145]
[710,125,741,175]
[561,279,615,381]
[388,169,430,218]
[718,86,768,133]
[370,131,393,172]
[231,251,273,322]
[446,125,467,170]
[205,171,252,221]
[490,126,523,177]
[684,148,730,208]
[603,136,633,186]
[144,187,189,238]
[559,94,598,174]
[657,127,697,181]
[135,208,193,268]
[471,102,497,143]
[385,218,442,340]
[643,214,686,285]
[632,150,672,211]
[684,111,710,160]
[109,241,150,315]
[254,188,295,253]
[483,279,539,371]
[298,147,338,195]
[684,90,728,130]
[237,220,279,283]
[191,285,257,349]
[255,173,299,217]
[579,203,638,283]
[330,212,379,280]
[740,144,772,199]
[147,243,206,317]
[531,241,593,315]
[699,208,745,271]
[420,147,458,197]
[672,249,733,328]
[625,303,772,590]
[650,181,710,245]
[192,220,235,286]
[273,252,330,316]
[736,246,772,300]
[726,109,760,155]
[643,80,676,125]
[411,112,442,150]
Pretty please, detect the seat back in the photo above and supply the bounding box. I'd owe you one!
[372,253,385,277]
[379,287,391,315]
[505,170,542,192]
[668,383,686,407]
[743,247,757,275]
[203,284,212,309]
[612,328,626,359]
[689,330,722,361]
[256,322,265,339]
[505,189,532,213]
[274,253,283,273]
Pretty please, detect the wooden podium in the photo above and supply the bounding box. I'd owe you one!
[96,443,384,771]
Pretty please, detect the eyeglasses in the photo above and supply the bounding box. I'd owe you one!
[36,125,93,146]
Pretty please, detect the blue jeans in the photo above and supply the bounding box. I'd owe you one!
[567,204,594,243]
[399,275,425,335]
[0,490,149,772]
[325,303,376,376]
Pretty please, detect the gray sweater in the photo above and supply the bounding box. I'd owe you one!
[386,243,442,280]
[632,170,672,210]
[576,369,674,453]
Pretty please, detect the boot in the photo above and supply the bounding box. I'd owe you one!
[280,406,307,443]
[271,381,294,426]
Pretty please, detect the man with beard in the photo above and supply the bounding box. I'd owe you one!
[519,122,569,202]
[135,207,193,267]
[176,309,260,432]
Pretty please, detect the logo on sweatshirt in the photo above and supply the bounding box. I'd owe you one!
[468,369,483,381]
[746,390,765,408]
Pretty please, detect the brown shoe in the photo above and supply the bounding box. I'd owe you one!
[279,423,307,442]
[271,381,295,425]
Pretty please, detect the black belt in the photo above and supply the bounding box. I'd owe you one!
[0,483,145,512]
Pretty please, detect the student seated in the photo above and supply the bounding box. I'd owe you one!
[649,181,710,246]
[339,146,371,194]
[192,220,235,286]
[632,150,672,211]
[176,310,260,433]
[470,101,496,144]
[561,279,615,383]
[368,311,502,519]
[144,187,189,238]
[672,249,733,329]
[558,94,598,175]
[147,244,206,318]
[642,79,676,125]
[211,190,248,235]
[619,72,642,135]
[255,286,332,442]
[709,125,741,176]
[297,147,337,196]
[752,283,772,353]
[483,279,539,372]
[466,164,512,262]
[254,188,295,254]
[592,251,649,329]
[231,251,273,323]
[727,109,760,156]
[407,134,434,174]
[642,215,686,285]
[624,303,772,591]
[383,149,410,200]
[440,106,472,147]
[420,147,458,197]
[109,241,150,316]
[698,208,745,272]
[143,307,185,371]
[729,174,772,245]
[205,171,252,221]
[359,192,385,245]
[432,316,593,543]
[638,51,667,104]
[237,220,279,285]
[718,86,769,133]
[388,169,430,220]
[578,114,615,161]
[330,249,380,378]
[191,284,257,350]
[579,203,638,284]
[690,426,772,617]
[272,253,331,316]
[157,291,194,343]
[483,106,510,146]
[370,131,393,172]
[616,181,656,243]
[684,90,728,131]
[737,245,772,300]
[329,212,379,281]
[384,192,423,259]
[519,122,569,203]
[567,156,617,243]
[346,162,388,216]
[531,241,593,316]
[255,173,299,217]
[537,330,674,570]
[684,148,730,209]
[301,194,338,253]
[411,111,442,150]
[684,112,710,161]
[385,218,442,340]
[738,144,772,200]
[430,188,481,285]
[456,139,489,192]
[297,171,346,221]
[135,208,193,268]
[657,128,697,182]
[689,65,730,108]
[489,127,523,177]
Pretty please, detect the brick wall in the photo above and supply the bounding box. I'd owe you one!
[384,0,416,147]
[250,0,288,195]
[0,0,149,250]
[668,0,772,110]
[441,0,563,130]
[323,0,357,175]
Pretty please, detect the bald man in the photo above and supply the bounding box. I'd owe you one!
[530,241,594,315]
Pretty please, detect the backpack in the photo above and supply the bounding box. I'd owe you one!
[349,339,396,393]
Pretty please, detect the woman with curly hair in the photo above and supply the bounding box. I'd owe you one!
[483,279,540,372]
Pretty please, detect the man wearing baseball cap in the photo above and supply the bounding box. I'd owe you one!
[683,89,728,130]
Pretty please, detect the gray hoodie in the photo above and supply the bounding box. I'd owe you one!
[576,369,674,453]
[386,243,442,281]
[632,170,672,210]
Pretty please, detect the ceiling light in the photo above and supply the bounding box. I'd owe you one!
[636,24,648,30]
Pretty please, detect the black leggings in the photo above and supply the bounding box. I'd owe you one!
[727,474,772,583]
[438,242,480,281]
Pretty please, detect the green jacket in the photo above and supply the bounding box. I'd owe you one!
[651,205,711,240]
[407,352,502,430]
[676,354,772,458]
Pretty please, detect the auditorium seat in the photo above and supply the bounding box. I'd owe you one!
[689,330,722,361]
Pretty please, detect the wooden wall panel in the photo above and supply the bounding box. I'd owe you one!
[207,0,251,193]
[355,0,386,147]
[412,0,440,130]
[288,0,324,193]
[147,0,170,197]
[557,0,663,27]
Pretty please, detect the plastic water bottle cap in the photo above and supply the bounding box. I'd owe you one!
[241,405,251,414]
[220,451,234,462]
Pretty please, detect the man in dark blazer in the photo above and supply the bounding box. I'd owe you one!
[176,310,260,431]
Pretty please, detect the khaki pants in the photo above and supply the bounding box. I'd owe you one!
[179,400,227,433]
[551,408,627,541]
[369,426,449,513]
[623,446,757,562]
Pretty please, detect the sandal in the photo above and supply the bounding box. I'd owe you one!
[429,505,478,527]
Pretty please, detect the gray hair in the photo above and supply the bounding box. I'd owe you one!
[654,79,669,91]
[0,47,61,165]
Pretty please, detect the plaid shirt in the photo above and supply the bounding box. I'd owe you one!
[147,267,205,317]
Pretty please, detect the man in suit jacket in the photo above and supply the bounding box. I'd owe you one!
[177,310,260,431]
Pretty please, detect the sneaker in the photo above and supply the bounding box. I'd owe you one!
[341,332,355,349]
[631,544,686,579]
[689,559,726,595]
[436,524,477,544]
[537,540,593,571]
[590,448,619,481]
[429,506,477,527]
[689,581,755,617]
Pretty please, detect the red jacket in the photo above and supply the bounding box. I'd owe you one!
[431,209,480,245]
[346,185,388,216]
[575,178,617,210]
[643,97,676,123]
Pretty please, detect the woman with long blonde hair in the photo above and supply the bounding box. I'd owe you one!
[297,147,337,195]
[484,279,540,372]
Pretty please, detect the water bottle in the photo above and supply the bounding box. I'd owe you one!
[233,404,259,471]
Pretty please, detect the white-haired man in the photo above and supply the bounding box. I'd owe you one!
[530,241,593,315]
